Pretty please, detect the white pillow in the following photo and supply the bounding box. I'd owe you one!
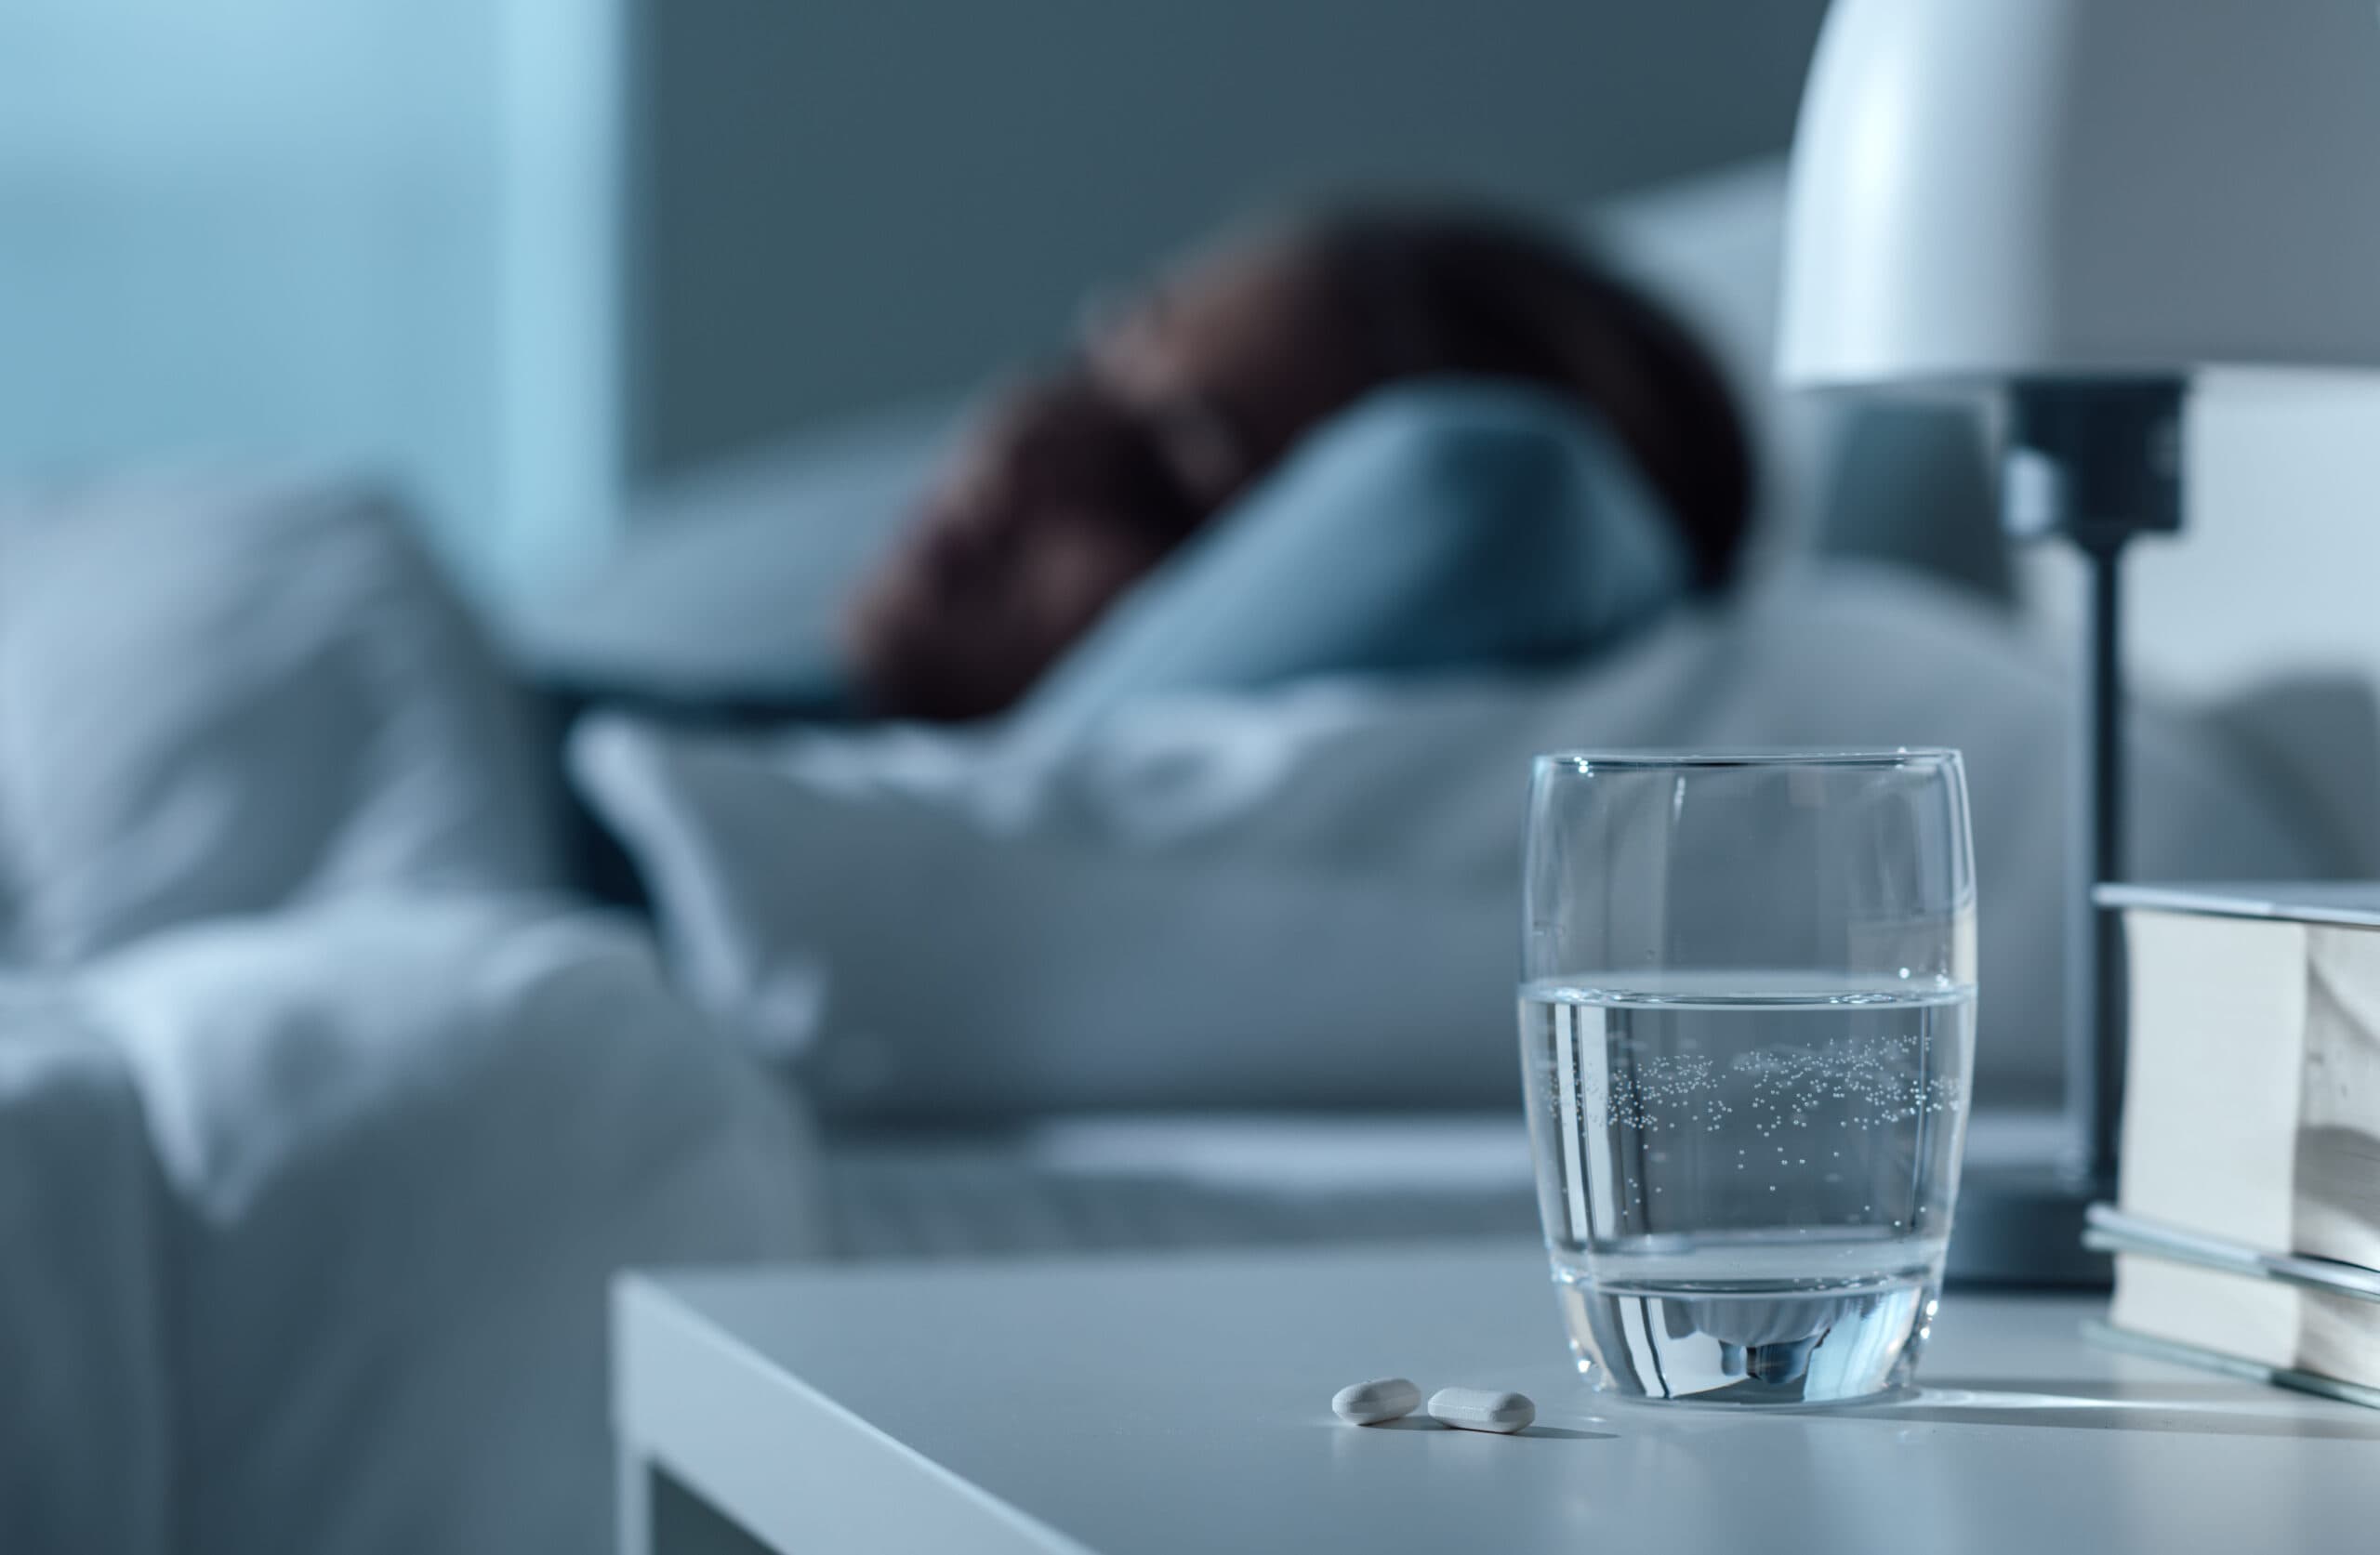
[0,470,561,962]
[509,399,954,702]
[573,564,2333,1117]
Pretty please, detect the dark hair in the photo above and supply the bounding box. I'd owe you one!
[1304,204,1754,593]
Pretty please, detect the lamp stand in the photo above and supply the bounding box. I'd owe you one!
[1942,378,2185,1287]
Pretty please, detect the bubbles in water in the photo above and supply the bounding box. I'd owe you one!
[1571,1031,1963,1134]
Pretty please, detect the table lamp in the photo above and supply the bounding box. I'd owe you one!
[1778,0,2380,1282]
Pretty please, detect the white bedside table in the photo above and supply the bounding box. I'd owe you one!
[614,1243,2380,1554]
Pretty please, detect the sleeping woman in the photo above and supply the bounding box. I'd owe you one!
[839,203,1754,725]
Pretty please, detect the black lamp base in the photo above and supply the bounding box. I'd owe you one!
[1989,378,2187,1282]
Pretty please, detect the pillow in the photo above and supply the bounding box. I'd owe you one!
[0,470,562,962]
[509,399,954,704]
[1013,378,1689,744]
[516,378,1690,724]
[573,563,2334,1119]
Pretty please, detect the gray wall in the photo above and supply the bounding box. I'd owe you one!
[629,0,1832,479]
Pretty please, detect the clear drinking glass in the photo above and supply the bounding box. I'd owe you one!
[1520,750,1977,1404]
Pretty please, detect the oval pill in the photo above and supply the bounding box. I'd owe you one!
[1427,1387,1535,1433]
[1331,1377,1422,1425]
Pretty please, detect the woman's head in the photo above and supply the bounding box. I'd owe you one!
[1299,205,1752,594]
[844,204,1752,721]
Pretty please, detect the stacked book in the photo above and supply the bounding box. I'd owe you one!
[2087,883,2380,1407]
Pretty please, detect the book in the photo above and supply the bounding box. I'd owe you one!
[2092,882,2380,1398]
[2097,882,2380,1272]
[2084,1205,2380,1400]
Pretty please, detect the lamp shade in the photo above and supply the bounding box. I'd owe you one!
[1779,0,2380,389]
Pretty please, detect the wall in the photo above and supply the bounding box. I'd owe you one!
[2012,372,2380,702]
[0,0,621,596]
[629,0,1833,478]
[0,2,1831,594]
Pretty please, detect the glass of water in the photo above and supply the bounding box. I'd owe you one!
[1520,750,1976,1404]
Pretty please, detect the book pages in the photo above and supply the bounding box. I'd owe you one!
[2295,927,2380,1271]
[2119,911,2306,1252]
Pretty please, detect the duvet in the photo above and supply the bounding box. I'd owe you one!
[0,893,820,1555]
[0,474,826,1552]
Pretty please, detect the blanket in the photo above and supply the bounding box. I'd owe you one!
[1,893,822,1555]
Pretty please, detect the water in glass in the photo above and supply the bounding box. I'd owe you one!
[1519,972,1974,1403]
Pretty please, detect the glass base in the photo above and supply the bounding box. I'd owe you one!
[1555,1263,1938,1404]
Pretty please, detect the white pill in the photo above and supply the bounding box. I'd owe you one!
[1428,1387,1535,1433]
[1332,1377,1422,1425]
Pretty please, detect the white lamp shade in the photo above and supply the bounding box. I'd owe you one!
[1779,0,2380,388]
